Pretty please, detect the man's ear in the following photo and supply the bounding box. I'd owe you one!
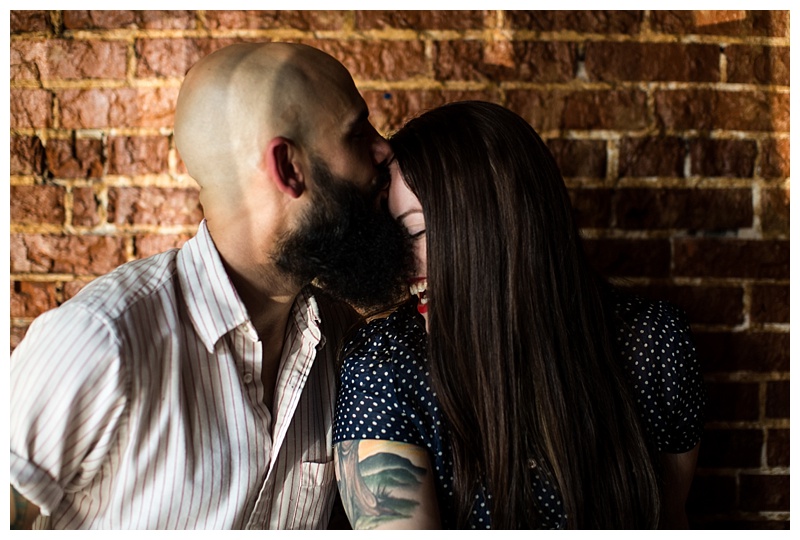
[264,137,305,198]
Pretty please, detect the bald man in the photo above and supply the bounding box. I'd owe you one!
[10,43,412,529]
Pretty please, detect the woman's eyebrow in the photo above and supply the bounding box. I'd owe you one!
[396,209,423,221]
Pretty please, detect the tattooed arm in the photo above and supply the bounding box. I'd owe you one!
[334,440,441,529]
[10,486,40,529]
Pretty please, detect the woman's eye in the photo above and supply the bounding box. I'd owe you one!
[408,230,426,239]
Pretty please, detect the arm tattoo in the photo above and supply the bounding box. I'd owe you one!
[336,440,428,529]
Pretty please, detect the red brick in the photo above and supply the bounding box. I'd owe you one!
[568,188,612,229]
[355,10,486,30]
[686,475,736,514]
[10,234,126,275]
[586,42,719,82]
[615,188,752,230]
[363,89,496,135]
[11,40,127,81]
[655,89,789,132]
[10,185,66,225]
[507,89,649,132]
[10,88,53,129]
[765,381,789,419]
[690,139,757,178]
[726,45,789,86]
[10,136,45,176]
[58,88,178,129]
[63,278,95,301]
[108,187,202,226]
[704,381,759,422]
[766,429,789,467]
[11,326,31,354]
[10,281,59,318]
[740,475,789,511]
[135,234,193,259]
[751,284,789,324]
[63,10,195,30]
[11,10,53,33]
[673,238,788,279]
[434,40,578,83]
[693,331,788,373]
[108,136,170,175]
[618,137,686,178]
[698,428,763,468]
[45,138,104,179]
[207,10,348,30]
[305,39,427,81]
[72,187,102,228]
[760,138,789,179]
[651,10,789,38]
[547,139,606,179]
[135,38,245,78]
[583,238,670,278]
[620,284,744,326]
[507,10,643,33]
[760,186,789,236]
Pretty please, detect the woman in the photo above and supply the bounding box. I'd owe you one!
[332,101,705,529]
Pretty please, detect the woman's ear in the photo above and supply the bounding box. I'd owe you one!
[264,137,305,198]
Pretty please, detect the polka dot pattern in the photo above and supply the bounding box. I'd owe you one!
[334,294,705,529]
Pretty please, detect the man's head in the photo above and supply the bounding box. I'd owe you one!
[174,42,410,308]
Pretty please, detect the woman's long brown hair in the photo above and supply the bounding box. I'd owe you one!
[390,101,660,529]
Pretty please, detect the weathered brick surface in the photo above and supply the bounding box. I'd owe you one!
[698,428,763,468]
[705,381,759,422]
[739,475,790,511]
[615,188,752,230]
[11,234,126,275]
[10,88,53,129]
[11,40,128,81]
[507,10,643,33]
[655,89,789,132]
[760,187,789,235]
[58,88,178,129]
[135,38,244,78]
[508,88,649,132]
[765,381,789,419]
[10,10,53,33]
[673,238,789,279]
[207,10,348,30]
[10,326,30,354]
[71,187,102,228]
[586,42,720,82]
[568,188,612,229]
[63,277,95,301]
[750,284,789,324]
[583,238,670,278]
[621,284,744,326]
[45,138,104,179]
[690,139,757,178]
[766,429,789,467]
[435,41,578,83]
[618,137,686,178]
[10,185,66,225]
[547,139,606,178]
[63,10,195,30]
[10,281,59,318]
[10,136,45,176]
[364,89,495,134]
[108,136,170,175]
[694,331,789,372]
[306,39,427,81]
[355,10,487,30]
[108,187,202,226]
[726,45,790,86]
[651,10,789,38]
[760,138,789,179]
[135,233,193,259]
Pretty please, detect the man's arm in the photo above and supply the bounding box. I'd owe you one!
[11,486,40,529]
[334,439,441,529]
[659,443,701,529]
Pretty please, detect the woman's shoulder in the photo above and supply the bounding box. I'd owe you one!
[610,289,693,347]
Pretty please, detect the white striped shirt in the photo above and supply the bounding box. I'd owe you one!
[10,220,359,529]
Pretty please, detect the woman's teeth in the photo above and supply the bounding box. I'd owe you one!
[410,280,428,304]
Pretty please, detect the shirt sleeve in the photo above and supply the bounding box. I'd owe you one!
[10,302,129,515]
[333,323,426,448]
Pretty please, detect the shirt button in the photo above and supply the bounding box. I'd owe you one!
[243,372,254,384]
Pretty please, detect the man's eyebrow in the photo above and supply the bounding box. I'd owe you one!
[346,108,370,134]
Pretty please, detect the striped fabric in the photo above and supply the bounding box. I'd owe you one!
[10,220,359,529]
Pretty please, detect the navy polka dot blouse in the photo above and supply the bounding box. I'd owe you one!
[333,292,706,529]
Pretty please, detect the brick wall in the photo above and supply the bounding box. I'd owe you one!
[9,10,789,529]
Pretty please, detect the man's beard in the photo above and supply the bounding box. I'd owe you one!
[274,158,414,311]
